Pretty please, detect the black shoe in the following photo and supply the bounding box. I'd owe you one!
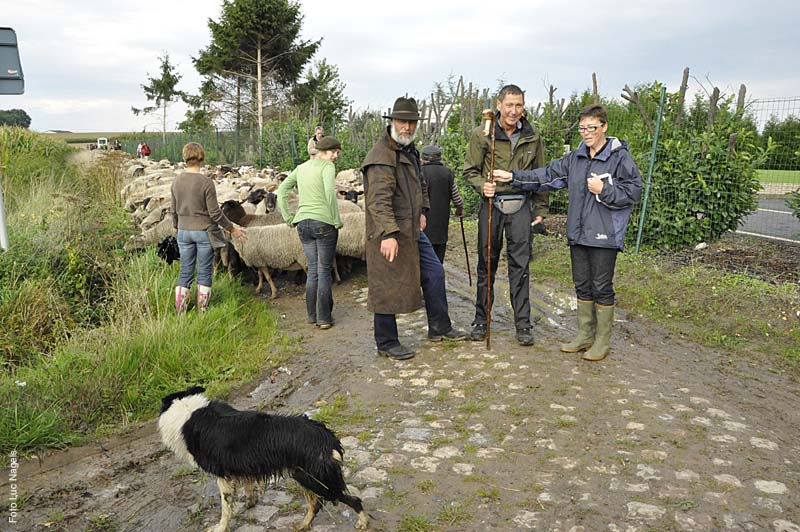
[516,327,534,346]
[428,327,467,341]
[378,344,416,360]
[468,324,486,341]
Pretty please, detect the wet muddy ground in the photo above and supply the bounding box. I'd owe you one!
[3,236,799,532]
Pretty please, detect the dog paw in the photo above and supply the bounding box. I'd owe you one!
[354,513,370,530]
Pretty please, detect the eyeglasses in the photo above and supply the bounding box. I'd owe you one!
[578,124,603,133]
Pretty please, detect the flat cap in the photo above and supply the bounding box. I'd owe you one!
[316,136,341,151]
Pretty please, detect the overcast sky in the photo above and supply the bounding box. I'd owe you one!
[3,0,798,132]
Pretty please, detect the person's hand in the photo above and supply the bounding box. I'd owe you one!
[532,216,543,226]
[483,181,497,197]
[587,173,606,195]
[420,214,427,231]
[492,169,513,182]
[232,225,247,243]
[455,209,464,218]
[381,237,399,262]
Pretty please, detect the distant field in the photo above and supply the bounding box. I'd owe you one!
[41,131,138,144]
[756,169,800,183]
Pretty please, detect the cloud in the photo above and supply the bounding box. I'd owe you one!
[3,0,798,131]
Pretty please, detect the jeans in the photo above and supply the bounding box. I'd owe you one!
[374,232,452,349]
[177,229,214,288]
[570,244,618,306]
[297,219,338,325]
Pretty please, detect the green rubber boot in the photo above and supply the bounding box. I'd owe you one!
[583,304,614,361]
[560,299,596,353]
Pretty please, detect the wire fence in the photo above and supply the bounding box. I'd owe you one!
[122,81,800,249]
[737,97,800,243]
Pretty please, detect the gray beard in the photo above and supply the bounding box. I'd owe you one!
[390,124,416,146]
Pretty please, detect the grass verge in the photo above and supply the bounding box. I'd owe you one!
[1,254,289,457]
[530,235,800,369]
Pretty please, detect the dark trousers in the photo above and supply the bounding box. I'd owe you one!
[474,199,532,330]
[297,219,338,325]
[374,232,452,349]
[431,242,447,264]
[570,244,618,306]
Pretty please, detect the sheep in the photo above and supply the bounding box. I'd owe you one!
[230,223,306,298]
[335,212,366,260]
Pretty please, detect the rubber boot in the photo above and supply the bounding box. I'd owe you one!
[175,286,190,314]
[197,285,212,312]
[583,304,614,361]
[560,299,596,353]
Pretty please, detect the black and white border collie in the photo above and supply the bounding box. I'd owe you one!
[158,386,369,531]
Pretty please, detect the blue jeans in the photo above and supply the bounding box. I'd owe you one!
[297,219,338,325]
[374,232,452,349]
[177,229,214,288]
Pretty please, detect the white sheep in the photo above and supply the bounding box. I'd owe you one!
[230,223,306,298]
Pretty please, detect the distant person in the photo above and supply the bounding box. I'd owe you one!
[489,104,643,361]
[420,144,464,263]
[464,84,548,347]
[171,142,247,313]
[307,126,325,159]
[361,96,466,361]
[141,142,152,158]
[136,141,144,158]
[277,136,343,330]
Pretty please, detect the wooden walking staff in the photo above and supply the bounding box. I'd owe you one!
[481,108,497,350]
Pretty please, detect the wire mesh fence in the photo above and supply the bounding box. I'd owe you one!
[737,97,800,243]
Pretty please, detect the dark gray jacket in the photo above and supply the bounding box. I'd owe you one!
[510,137,642,250]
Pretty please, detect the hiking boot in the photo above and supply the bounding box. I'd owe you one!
[516,327,534,346]
[428,327,467,341]
[378,344,416,360]
[468,324,486,341]
[318,322,334,330]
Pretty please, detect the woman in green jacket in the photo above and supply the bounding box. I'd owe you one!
[277,136,343,329]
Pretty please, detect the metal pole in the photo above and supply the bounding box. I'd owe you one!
[635,85,667,253]
[0,178,8,251]
[0,144,8,251]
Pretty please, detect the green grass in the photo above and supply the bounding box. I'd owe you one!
[0,269,287,456]
[756,168,800,183]
[0,131,292,458]
[529,235,800,369]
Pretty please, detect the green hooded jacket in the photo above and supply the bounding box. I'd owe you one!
[463,114,549,218]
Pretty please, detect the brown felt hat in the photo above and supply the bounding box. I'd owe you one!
[383,97,421,121]
[316,136,341,151]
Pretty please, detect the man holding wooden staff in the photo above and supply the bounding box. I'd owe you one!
[463,84,548,346]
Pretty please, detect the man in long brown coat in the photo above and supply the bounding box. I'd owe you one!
[362,97,466,360]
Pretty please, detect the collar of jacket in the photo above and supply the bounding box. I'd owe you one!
[493,111,535,141]
[576,136,624,161]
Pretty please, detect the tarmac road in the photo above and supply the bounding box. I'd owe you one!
[738,197,800,243]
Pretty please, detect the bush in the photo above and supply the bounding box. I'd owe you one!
[641,90,769,248]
